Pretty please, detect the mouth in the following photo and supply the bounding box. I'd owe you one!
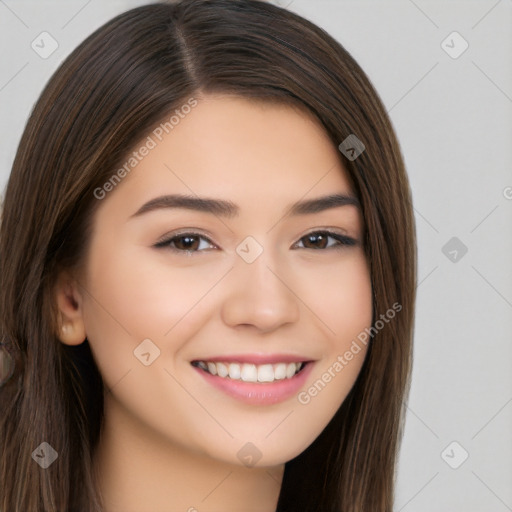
[190,356,314,405]
[191,360,307,383]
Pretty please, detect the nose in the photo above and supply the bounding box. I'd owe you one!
[220,248,301,334]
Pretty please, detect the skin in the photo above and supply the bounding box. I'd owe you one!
[55,94,373,512]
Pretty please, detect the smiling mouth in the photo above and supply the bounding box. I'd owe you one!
[191,360,307,383]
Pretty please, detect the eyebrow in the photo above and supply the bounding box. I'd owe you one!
[129,193,360,219]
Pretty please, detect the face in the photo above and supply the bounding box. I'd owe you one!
[61,94,373,467]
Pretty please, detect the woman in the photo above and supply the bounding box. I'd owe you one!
[0,1,417,510]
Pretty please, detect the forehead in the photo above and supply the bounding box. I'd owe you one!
[96,94,356,218]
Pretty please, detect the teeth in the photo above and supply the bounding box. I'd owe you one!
[258,364,274,382]
[195,361,304,382]
[216,362,229,378]
[286,362,297,378]
[274,363,287,380]
[228,363,241,379]
[240,364,258,382]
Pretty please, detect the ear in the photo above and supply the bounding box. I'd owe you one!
[54,270,87,346]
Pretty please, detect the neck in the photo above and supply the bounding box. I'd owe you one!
[93,394,284,512]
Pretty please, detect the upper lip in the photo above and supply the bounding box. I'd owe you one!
[191,353,314,365]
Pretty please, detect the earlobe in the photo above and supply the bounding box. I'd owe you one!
[54,271,87,346]
[58,320,87,346]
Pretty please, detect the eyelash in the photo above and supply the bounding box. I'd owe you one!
[153,229,357,254]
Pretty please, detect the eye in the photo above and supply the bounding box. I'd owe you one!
[154,229,357,254]
[293,230,357,251]
[154,232,217,253]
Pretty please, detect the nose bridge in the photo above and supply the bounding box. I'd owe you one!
[220,237,300,331]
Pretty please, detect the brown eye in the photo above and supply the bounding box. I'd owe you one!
[302,232,329,249]
[172,235,200,251]
[295,231,357,250]
[154,229,357,255]
[154,233,216,253]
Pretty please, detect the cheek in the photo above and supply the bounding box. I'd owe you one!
[295,250,373,344]
[333,254,373,346]
[321,253,373,390]
[80,242,228,385]
[101,241,230,321]
[282,252,372,449]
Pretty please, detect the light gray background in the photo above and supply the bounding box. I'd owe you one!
[1,1,511,510]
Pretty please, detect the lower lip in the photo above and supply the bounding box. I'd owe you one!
[192,362,314,405]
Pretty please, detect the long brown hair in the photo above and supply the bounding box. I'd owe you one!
[0,1,416,510]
